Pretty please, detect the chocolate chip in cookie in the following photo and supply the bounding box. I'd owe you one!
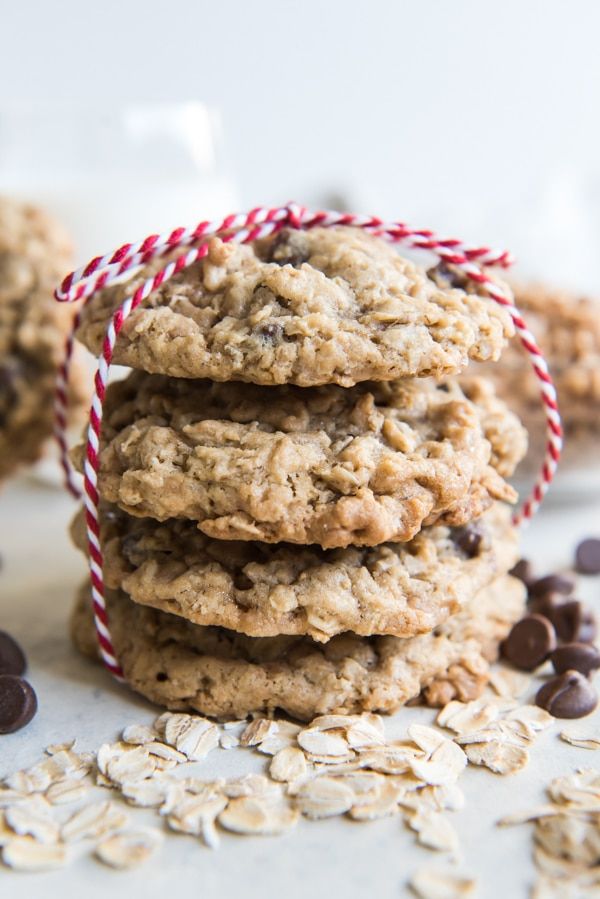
[265,229,310,268]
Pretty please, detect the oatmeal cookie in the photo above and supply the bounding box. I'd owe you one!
[473,282,600,472]
[70,503,519,643]
[71,372,525,547]
[75,227,513,387]
[71,573,526,720]
[0,196,85,480]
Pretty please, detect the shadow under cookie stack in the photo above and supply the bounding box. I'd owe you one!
[69,225,530,721]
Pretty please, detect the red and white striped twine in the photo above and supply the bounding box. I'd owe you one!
[55,202,563,681]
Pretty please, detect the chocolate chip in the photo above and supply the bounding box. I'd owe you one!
[527,592,563,618]
[427,262,466,289]
[528,573,576,599]
[256,322,283,343]
[265,229,309,267]
[550,643,600,677]
[550,600,597,644]
[501,614,557,671]
[452,524,483,558]
[535,670,598,719]
[0,631,27,676]
[0,675,38,734]
[575,537,600,574]
[510,558,534,586]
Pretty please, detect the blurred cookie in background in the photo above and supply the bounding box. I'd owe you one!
[477,282,600,491]
[0,196,87,483]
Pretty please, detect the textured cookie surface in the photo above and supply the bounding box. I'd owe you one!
[71,503,519,642]
[72,372,525,547]
[0,197,84,480]
[75,227,513,387]
[71,574,526,721]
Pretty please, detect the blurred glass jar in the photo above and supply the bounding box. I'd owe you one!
[0,101,238,262]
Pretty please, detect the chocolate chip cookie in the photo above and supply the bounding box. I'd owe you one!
[72,372,526,547]
[75,227,513,387]
[0,197,85,480]
[71,502,518,643]
[70,573,526,720]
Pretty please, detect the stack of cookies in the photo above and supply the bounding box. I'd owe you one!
[69,226,529,721]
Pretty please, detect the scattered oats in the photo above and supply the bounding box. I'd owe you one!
[46,778,91,806]
[295,776,355,819]
[408,725,449,755]
[240,718,278,747]
[167,792,228,841]
[122,724,156,745]
[219,732,240,750]
[410,741,467,786]
[119,777,171,809]
[222,774,276,799]
[5,796,59,844]
[218,795,298,836]
[357,746,419,775]
[95,828,163,869]
[163,715,220,761]
[437,699,503,736]
[61,800,129,842]
[256,720,302,755]
[346,718,386,749]
[464,741,529,775]
[409,865,476,899]
[560,727,600,750]
[4,766,51,794]
[348,779,404,821]
[409,809,460,854]
[0,788,27,808]
[100,744,157,785]
[270,747,307,784]
[297,729,351,758]
[0,812,15,846]
[2,837,67,872]
[222,718,248,731]
[145,742,187,765]
[548,769,600,806]
[487,667,531,699]
[335,770,386,804]
[46,740,76,755]
[504,705,554,734]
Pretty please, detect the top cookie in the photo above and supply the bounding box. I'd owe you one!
[0,197,84,480]
[75,227,513,386]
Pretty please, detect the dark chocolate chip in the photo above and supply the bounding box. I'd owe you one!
[550,600,597,644]
[528,573,576,599]
[256,322,283,343]
[575,537,600,575]
[535,670,598,718]
[501,614,557,671]
[527,591,563,617]
[452,525,483,558]
[0,675,38,734]
[427,262,466,289]
[550,643,600,677]
[510,558,535,586]
[265,229,309,267]
[0,631,27,676]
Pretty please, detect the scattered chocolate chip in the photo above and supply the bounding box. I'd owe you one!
[527,591,563,618]
[536,670,598,719]
[550,600,597,644]
[550,643,600,677]
[528,573,576,599]
[0,675,38,734]
[0,631,27,676]
[265,229,309,267]
[575,537,600,575]
[509,558,534,586]
[452,525,483,558]
[501,614,557,671]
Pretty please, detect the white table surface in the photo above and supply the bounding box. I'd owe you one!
[1,474,599,899]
